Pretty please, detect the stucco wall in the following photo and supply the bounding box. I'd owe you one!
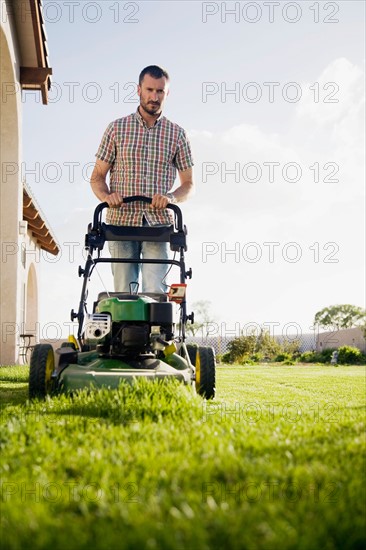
[0,13,24,364]
[0,6,43,364]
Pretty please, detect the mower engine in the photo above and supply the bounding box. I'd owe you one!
[82,295,174,357]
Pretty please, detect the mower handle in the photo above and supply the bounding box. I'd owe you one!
[92,195,184,232]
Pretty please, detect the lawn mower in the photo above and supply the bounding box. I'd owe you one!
[29,196,216,399]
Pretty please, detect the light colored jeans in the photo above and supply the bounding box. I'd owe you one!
[108,238,170,293]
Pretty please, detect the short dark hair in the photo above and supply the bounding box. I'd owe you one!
[139,65,170,86]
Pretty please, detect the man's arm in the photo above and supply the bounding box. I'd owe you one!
[152,167,194,209]
[90,159,122,207]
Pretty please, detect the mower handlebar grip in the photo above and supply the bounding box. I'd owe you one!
[92,195,183,231]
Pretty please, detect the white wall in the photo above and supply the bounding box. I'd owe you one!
[0,12,40,364]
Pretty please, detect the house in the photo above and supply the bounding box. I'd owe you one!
[1,0,58,364]
[316,327,366,353]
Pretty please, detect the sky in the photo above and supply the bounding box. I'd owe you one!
[20,0,365,341]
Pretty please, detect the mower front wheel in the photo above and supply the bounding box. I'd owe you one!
[195,345,216,399]
[29,344,55,398]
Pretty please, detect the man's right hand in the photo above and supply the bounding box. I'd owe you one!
[90,160,123,207]
[102,192,123,208]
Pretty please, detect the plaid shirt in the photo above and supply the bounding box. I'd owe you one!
[95,109,194,226]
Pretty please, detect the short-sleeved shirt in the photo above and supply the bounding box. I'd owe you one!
[95,109,194,226]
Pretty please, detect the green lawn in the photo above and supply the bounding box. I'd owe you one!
[0,364,365,550]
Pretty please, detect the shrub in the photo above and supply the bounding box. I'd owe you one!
[304,349,342,363]
[300,347,365,365]
[226,334,257,363]
[283,358,296,365]
[255,331,281,358]
[281,339,301,358]
[275,352,293,362]
[251,352,264,363]
[319,348,338,363]
[240,355,255,366]
[221,352,233,364]
[337,346,364,365]
[301,349,338,364]
[300,351,317,363]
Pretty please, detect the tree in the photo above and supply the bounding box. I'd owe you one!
[255,329,282,358]
[185,300,216,337]
[314,304,366,330]
[226,333,257,363]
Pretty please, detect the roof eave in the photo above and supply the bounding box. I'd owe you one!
[13,0,53,105]
[23,184,59,256]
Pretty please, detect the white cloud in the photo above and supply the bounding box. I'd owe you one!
[295,57,364,126]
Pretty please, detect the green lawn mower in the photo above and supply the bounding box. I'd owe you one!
[29,196,216,399]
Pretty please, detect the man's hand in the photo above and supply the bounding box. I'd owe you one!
[151,194,171,209]
[151,168,194,209]
[90,159,123,207]
[102,191,123,208]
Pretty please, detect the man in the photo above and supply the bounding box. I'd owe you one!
[90,65,194,293]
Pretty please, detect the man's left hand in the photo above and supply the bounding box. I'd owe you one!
[151,194,170,209]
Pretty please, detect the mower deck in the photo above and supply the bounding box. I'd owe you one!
[58,352,193,392]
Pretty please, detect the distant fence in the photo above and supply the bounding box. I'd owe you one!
[185,333,317,355]
[186,327,366,355]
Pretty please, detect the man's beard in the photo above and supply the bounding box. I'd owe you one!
[140,97,162,117]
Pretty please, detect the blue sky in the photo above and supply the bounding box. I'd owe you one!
[21,0,365,340]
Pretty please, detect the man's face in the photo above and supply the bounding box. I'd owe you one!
[138,74,169,117]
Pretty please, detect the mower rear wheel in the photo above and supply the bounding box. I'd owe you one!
[186,343,198,366]
[195,346,216,399]
[29,344,55,398]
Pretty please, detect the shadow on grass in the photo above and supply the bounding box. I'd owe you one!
[0,365,29,383]
[0,366,30,406]
[0,385,29,406]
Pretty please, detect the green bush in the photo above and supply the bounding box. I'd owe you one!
[300,347,365,365]
[300,348,335,363]
[300,351,317,363]
[301,349,337,364]
[240,356,256,366]
[281,339,302,359]
[255,331,282,358]
[221,352,233,364]
[319,348,338,363]
[337,345,364,365]
[275,352,293,362]
[283,358,297,365]
[226,334,257,363]
[251,352,264,363]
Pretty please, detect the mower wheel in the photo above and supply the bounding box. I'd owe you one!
[195,346,216,399]
[186,344,198,366]
[29,344,55,398]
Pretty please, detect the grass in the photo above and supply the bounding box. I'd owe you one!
[0,363,365,550]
